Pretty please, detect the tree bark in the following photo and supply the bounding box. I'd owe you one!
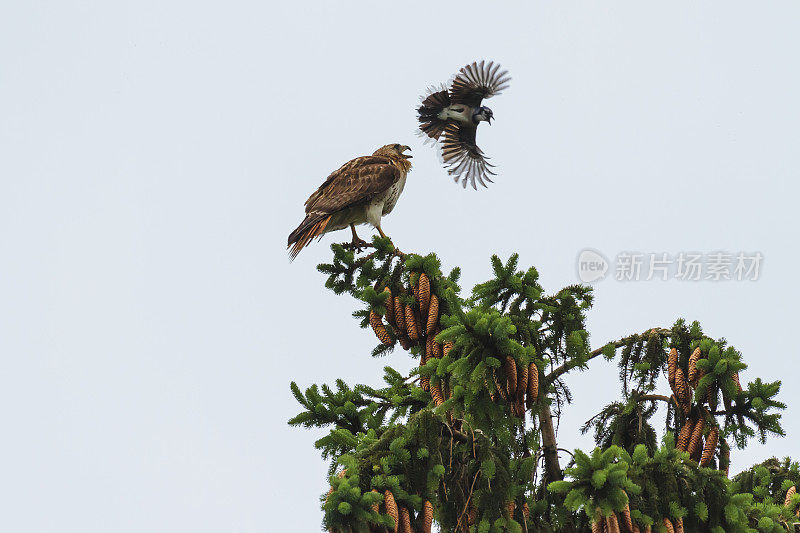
[538,402,563,483]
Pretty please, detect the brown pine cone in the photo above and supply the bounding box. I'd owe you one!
[370,489,381,514]
[674,367,691,413]
[426,294,439,336]
[667,347,677,390]
[620,504,633,533]
[443,341,453,358]
[688,417,705,459]
[506,501,515,518]
[516,362,529,405]
[431,382,445,406]
[522,502,530,522]
[785,485,796,507]
[527,362,539,408]
[493,370,509,402]
[405,304,419,340]
[432,331,443,358]
[370,310,393,345]
[591,508,604,533]
[418,273,431,316]
[677,419,693,451]
[467,506,478,525]
[394,297,406,332]
[661,518,674,533]
[383,491,398,530]
[732,372,742,392]
[399,507,412,533]
[674,517,684,533]
[383,288,395,326]
[687,347,701,386]
[420,346,430,392]
[398,336,412,350]
[504,356,517,398]
[421,501,433,533]
[632,524,640,533]
[605,513,621,533]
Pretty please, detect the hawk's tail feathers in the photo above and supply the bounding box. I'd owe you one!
[287,215,331,260]
[416,85,450,140]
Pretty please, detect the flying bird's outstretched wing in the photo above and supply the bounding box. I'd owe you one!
[440,123,496,189]
[449,60,511,107]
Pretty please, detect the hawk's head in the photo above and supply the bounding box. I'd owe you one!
[373,144,413,160]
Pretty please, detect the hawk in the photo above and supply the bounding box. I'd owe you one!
[287,144,412,259]
[417,60,511,189]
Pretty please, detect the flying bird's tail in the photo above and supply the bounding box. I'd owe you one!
[417,86,450,141]
[287,215,331,260]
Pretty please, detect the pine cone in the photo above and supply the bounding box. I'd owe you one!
[467,507,477,525]
[420,344,430,392]
[426,294,439,336]
[620,504,634,533]
[516,362,529,405]
[667,347,677,390]
[522,502,530,522]
[394,297,406,332]
[398,336,412,350]
[399,507,412,533]
[674,517,684,533]
[688,418,705,458]
[732,372,742,392]
[632,524,640,533]
[383,491,398,530]
[383,288,395,326]
[421,501,433,533]
[785,486,797,507]
[591,508,604,533]
[431,382,445,406]
[405,304,419,340]
[370,310,393,345]
[527,362,539,408]
[504,356,517,398]
[674,367,691,413]
[493,370,509,402]
[418,273,431,316]
[677,418,693,451]
[719,441,730,477]
[687,347,701,386]
[506,501,515,518]
[701,425,719,466]
[605,513,621,533]
[432,331,443,358]
[662,518,675,533]
[443,341,453,358]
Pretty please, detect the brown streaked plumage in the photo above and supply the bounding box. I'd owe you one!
[287,144,412,259]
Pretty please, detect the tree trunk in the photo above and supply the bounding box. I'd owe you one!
[538,402,563,483]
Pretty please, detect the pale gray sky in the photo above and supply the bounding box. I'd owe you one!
[1,1,798,532]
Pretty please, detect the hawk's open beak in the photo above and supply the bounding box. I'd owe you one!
[401,145,412,158]
[487,117,493,125]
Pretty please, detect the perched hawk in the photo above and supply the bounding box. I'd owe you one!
[417,60,511,189]
[287,144,412,259]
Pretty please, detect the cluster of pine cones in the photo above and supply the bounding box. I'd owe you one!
[591,501,684,533]
[667,347,740,471]
[369,272,539,414]
[369,490,433,533]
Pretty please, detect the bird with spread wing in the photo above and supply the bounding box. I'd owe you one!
[287,144,412,259]
[417,60,511,189]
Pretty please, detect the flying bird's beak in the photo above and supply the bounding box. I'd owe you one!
[487,117,493,125]
[400,145,412,159]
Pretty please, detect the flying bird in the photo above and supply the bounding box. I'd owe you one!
[417,60,511,189]
[287,144,412,259]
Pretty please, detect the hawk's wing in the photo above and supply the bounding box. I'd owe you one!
[440,124,495,189]
[304,155,401,215]
[449,60,511,108]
